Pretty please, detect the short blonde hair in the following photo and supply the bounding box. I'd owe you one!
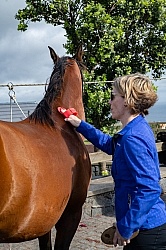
[112,73,158,116]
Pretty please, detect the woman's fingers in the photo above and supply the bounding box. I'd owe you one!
[65,115,81,127]
[113,228,131,247]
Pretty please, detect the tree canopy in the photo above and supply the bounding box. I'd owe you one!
[16,0,166,131]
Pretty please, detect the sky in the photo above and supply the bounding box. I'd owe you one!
[0,0,165,122]
[0,0,67,102]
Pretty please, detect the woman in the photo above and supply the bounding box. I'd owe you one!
[58,73,166,249]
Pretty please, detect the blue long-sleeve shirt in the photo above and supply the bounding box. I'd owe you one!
[76,115,166,239]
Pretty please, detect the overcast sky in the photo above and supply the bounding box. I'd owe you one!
[0,0,66,102]
[0,0,165,119]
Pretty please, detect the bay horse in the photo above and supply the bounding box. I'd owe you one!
[0,45,91,249]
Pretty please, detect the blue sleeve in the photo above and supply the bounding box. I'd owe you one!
[117,135,161,238]
[76,120,114,155]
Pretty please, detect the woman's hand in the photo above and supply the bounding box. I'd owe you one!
[57,107,81,127]
[113,226,130,247]
[65,115,81,128]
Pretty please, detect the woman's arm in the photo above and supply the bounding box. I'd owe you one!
[65,115,114,155]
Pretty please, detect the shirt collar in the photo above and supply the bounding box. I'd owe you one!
[118,114,145,136]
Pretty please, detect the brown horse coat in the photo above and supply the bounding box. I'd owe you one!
[0,46,91,250]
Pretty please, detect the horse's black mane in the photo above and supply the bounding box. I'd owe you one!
[29,56,84,127]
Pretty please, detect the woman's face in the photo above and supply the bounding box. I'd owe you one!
[109,87,126,121]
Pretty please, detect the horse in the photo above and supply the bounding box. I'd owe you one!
[0,45,91,250]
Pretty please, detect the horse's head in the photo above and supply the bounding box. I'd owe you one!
[29,45,86,127]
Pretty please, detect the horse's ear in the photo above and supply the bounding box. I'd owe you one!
[48,46,60,64]
[74,44,84,62]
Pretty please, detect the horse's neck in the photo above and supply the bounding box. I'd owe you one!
[61,89,85,120]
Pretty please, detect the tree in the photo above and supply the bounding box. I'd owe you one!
[16,0,166,131]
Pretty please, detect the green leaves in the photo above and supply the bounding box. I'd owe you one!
[83,73,113,132]
[15,0,166,130]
